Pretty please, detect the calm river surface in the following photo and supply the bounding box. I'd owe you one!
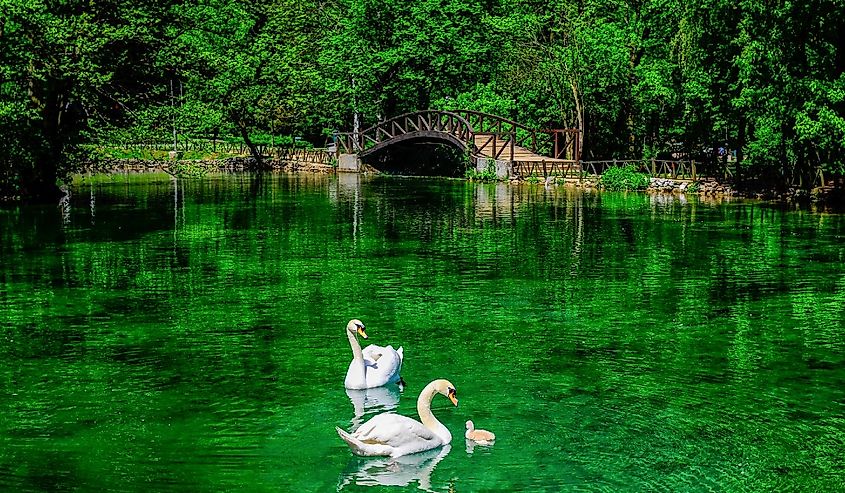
[2,172,844,492]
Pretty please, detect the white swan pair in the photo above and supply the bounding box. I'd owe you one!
[338,319,458,458]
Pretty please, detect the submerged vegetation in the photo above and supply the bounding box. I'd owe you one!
[1,0,844,200]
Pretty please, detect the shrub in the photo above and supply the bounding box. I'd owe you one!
[525,172,542,184]
[465,158,499,181]
[600,165,650,191]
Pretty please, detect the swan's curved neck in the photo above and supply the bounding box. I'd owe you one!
[417,382,452,444]
[345,330,366,388]
[347,330,364,361]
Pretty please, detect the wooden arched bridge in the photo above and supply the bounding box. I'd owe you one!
[335,110,580,178]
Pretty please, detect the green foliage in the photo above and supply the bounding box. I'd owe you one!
[600,166,651,191]
[525,173,542,184]
[2,0,845,200]
[0,0,180,199]
[685,181,701,193]
[166,161,211,178]
[465,158,499,181]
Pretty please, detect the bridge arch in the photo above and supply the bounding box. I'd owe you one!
[338,110,474,157]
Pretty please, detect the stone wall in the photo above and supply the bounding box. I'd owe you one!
[84,157,334,174]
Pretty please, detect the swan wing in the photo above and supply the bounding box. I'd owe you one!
[336,427,393,457]
[352,413,439,449]
[361,345,402,387]
[361,344,386,361]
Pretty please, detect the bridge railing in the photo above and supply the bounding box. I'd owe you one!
[453,110,539,154]
[452,110,580,161]
[336,110,474,156]
[546,129,581,161]
[475,132,516,161]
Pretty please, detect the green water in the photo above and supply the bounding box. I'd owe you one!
[2,172,844,492]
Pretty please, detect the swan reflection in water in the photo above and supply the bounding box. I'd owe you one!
[337,445,451,492]
[465,438,495,455]
[345,386,401,432]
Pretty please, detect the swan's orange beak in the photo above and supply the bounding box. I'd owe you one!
[448,388,458,406]
[357,327,368,339]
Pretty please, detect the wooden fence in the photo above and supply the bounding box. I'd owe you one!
[100,140,318,157]
[273,148,334,165]
[578,159,700,180]
[511,158,701,180]
[512,160,577,178]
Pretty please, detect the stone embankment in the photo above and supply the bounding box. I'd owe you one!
[86,157,334,174]
[533,175,841,203]
[554,176,733,195]
[647,178,734,196]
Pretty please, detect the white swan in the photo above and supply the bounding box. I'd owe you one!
[344,319,403,390]
[336,379,458,458]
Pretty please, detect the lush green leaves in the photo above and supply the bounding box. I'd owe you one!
[1,0,844,200]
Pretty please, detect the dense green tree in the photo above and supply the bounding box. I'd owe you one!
[324,0,501,126]
[1,0,843,201]
[0,0,178,201]
[166,0,327,162]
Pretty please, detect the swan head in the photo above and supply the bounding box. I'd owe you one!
[346,319,368,339]
[434,379,458,406]
[465,420,474,430]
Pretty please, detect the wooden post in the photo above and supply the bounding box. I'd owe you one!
[691,160,696,181]
[510,133,515,162]
[651,158,656,176]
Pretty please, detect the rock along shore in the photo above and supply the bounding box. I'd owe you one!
[529,176,842,204]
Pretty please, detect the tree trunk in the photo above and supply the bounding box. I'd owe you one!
[234,117,264,168]
[571,79,584,159]
[21,77,67,203]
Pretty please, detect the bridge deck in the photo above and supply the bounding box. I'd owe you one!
[472,135,572,163]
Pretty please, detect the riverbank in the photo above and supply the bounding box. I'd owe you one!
[4,157,840,207]
[89,158,844,206]
[540,175,845,205]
